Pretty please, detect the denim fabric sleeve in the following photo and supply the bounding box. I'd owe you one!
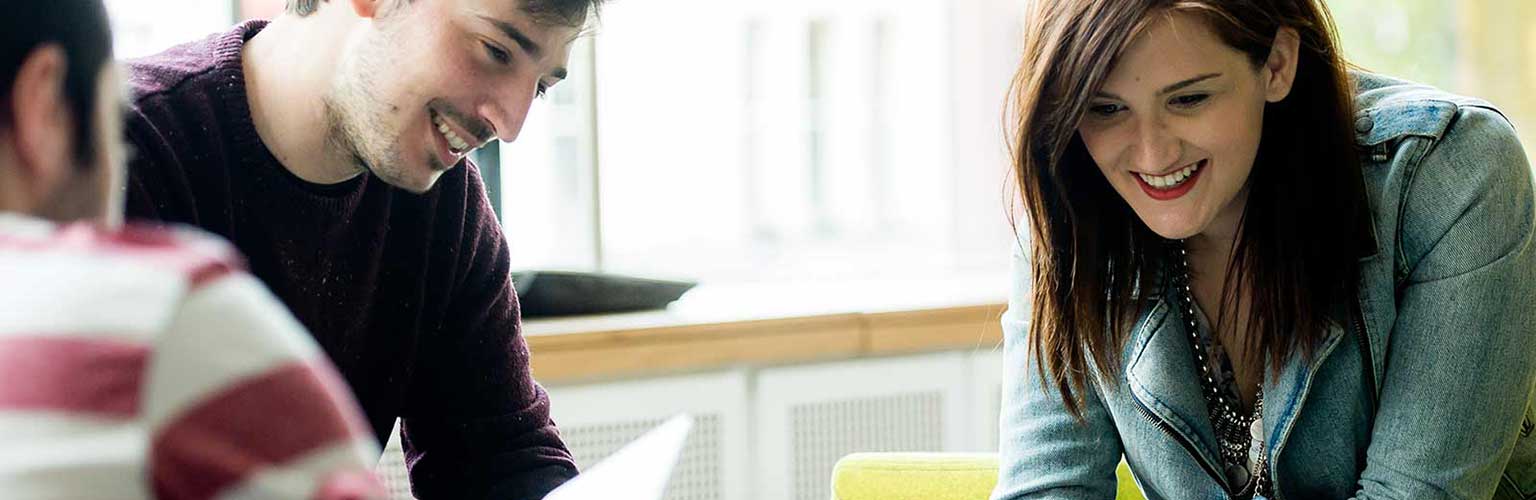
[1351,107,1536,500]
[993,242,1124,500]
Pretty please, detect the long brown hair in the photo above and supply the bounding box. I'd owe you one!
[1008,0,1369,419]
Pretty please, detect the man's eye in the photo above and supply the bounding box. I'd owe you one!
[1170,94,1210,107]
[482,42,511,65]
[536,82,548,98]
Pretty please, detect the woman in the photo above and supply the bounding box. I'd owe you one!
[995,0,1536,499]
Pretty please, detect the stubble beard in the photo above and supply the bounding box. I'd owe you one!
[321,27,439,192]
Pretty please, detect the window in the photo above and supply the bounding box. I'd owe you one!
[105,0,238,59]
[1326,0,1536,148]
[501,0,1024,283]
[1329,0,1458,86]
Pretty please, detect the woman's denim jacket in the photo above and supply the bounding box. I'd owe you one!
[994,73,1536,500]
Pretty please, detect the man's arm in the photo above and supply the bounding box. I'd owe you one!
[399,162,578,499]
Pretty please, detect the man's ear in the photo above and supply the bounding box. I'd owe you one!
[349,0,382,18]
[7,44,72,197]
[1262,26,1301,103]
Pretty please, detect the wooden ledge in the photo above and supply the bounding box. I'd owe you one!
[526,302,1006,385]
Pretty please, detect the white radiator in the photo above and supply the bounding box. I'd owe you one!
[548,370,752,500]
[368,351,1006,500]
[756,352,971,500]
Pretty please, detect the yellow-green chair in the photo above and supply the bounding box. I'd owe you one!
[830,453,1143,500]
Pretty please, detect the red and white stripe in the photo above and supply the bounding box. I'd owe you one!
[0,214,384,500]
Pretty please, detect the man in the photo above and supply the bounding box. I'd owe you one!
[123,0,602,497]
[0,0,384,497]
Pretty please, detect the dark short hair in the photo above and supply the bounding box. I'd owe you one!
[286,0,604,28]
[0,0,114,163]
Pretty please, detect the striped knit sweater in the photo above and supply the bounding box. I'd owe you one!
[0,213,384,499]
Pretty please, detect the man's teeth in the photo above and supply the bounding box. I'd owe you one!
[1137,161,1202,189]
[433,114,472,154]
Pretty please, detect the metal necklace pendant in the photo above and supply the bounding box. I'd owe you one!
[1175,240,1268,497]
[1250,394,1270,497]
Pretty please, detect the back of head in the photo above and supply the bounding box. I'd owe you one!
[1,0,114,163]
[0,0,118,224]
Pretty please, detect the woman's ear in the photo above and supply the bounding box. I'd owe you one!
[1262,26,1301,102]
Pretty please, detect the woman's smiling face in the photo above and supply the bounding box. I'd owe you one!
[1076,10,1296,242]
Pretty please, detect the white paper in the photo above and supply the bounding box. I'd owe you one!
[544,414,694,500]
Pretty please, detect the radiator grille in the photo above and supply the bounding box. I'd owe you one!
[563,414,724,500]
[788,391,945,500]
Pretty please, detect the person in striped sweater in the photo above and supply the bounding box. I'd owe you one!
[0,1,387,498]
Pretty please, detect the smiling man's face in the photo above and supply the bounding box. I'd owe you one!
[324,0,581,193]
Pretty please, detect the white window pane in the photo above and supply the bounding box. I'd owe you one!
[501,37,600,271]
[105,0,232,59]
[591,0,1017,282]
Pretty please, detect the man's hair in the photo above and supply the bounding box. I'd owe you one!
[286,0,604,28]
[0,0,114,163]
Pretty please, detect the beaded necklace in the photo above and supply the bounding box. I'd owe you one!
[1173,242,1269,497]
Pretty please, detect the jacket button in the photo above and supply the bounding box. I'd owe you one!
[1355,115,1375,134]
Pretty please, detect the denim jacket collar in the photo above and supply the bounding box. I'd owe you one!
[1123,269,1362,492]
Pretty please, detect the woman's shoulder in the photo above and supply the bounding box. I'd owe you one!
[1352,72,1532,280]
[1351,71,1508,150]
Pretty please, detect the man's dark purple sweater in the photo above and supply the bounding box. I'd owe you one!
[122,21,576,499]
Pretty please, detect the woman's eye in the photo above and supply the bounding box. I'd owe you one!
[1088,103,1124,117]
[1170,93,1210,107]
[482,42,511,65]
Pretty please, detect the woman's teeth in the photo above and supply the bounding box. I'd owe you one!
[433,114,472,154]
[1137,161,1202,189]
